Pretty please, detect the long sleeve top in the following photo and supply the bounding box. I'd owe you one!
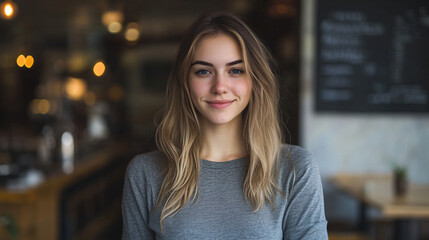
[122,144,328,239]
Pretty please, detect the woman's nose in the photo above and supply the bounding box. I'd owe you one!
[211,73,229,94]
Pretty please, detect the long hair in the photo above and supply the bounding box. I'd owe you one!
[155,12,283,229]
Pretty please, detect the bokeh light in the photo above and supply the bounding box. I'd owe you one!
[1,1,17,20]
[102,10,123,34]
[25,55,34,68]
[30,99,50,114]
[125,22,140,42]
[4,3,12,16]
[102,11,123,26]
[93,61,106,77]
[268,1,296,18]
[65,77,87,100]
[108,22,122,33]
[16,54,25,67]
[38,99,50,114]
[16,54,35,68]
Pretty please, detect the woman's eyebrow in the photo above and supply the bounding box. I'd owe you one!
[226,60,243,66]
[191,59,243,67]
[191,61,212,67]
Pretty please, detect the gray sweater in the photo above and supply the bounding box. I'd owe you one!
[122,144,328,239]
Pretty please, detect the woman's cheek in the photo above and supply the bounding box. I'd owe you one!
[235,79,252,96]
[190,80,209,97]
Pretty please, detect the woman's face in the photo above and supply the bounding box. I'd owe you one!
[188,33,252,126]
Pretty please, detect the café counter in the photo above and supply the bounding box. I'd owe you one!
[0,142,130,240]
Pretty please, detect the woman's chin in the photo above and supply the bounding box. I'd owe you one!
[200,114,242,127]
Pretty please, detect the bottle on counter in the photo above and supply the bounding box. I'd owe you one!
[61,130,74,174]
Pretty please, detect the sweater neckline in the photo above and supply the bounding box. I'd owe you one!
[200,156,249,169]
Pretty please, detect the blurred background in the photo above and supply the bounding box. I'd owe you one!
[0,0,428,239]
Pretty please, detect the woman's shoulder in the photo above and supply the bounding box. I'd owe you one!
[279,144,319,173]
[278,144,323,195]
[126,150,166,179]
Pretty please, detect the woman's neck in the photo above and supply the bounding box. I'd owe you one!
[199,115,248,162]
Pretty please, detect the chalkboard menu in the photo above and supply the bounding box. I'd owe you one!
[316,0,429,112]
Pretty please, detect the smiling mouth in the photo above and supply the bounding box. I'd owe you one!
[206,100,235,109]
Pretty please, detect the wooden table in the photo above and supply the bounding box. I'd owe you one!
[330,174,429,240]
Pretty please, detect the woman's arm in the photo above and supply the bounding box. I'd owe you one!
[282,149,328,240]
[122,157,156,240]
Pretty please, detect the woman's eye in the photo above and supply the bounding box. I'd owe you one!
[196,69,210,75]
[230,68,244,75]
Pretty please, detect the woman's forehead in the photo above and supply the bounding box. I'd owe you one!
[192,34,243,63]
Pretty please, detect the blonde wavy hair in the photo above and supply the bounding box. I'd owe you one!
[155,12,284,229]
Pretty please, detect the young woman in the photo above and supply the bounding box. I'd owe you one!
[122,12,328,239]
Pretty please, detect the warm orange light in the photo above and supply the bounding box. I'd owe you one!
[1,1,17,20]
[30,99,50,114]
[17,54,35,68]
[38,99,50,114]
[25,55,34,68]
[268,1,296,18]
[4,3,12,16]
[102,10,123,34]
[16,54,25,67]
[65,77,87,100]
[93,61,105,77]
[125,23,140,42]
[102,11,123,26]
[125,28,139,41]
[108,22,122,33]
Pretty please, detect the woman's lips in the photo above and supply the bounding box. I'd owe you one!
[207,100,234,109]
